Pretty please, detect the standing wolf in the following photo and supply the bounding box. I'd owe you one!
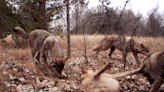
[140,50,164,92]
[93,35,150,65]
[13,27,69,78]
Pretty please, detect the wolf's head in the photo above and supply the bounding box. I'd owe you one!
[52,56,69,78]
[139,43,150,55]
[138,57,153,84]
[135,41,150,56]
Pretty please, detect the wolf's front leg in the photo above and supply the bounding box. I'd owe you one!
[150,77,163,92]
[40,47,50,65]
[41,55,49,67]
[133,52,140,65]
[47,50,52,64]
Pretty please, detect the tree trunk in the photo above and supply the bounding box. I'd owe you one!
[38,0,47,30]
[75,1,79,34]
[67,0,71,57]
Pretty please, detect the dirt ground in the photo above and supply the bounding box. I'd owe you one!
[1,35,164,92]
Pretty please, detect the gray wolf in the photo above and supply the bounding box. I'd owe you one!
[79,62,144,92]
[93,35,150,65]
[13,27,69,78]
[140,50,164,92]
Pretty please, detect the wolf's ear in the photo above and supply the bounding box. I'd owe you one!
[62,56,69,64]
[55,56,69,64]
[141,43,145,48]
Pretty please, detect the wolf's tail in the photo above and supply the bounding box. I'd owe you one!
[13,27,29,39]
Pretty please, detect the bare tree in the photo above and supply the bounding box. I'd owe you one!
[146,8,162,37]
[100,0,129,68]
[115,0,130,68]
[101,0,142,68]
[70,0,89,34]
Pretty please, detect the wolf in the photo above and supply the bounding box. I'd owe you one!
[93,35,150,65]
[13,27,69,78]
[79,62,144,92]
[140,50,164,92]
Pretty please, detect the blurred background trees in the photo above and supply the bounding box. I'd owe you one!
[0,0,64,39]
[71,5,164,37]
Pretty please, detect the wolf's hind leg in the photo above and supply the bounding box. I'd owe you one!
[109,47,115,58]
[31,49,37,62]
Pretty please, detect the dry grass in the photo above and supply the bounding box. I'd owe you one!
[3,34,163,52]
[1,34,164,63]
[55,34,104,49]
[1,34,164,62]
[57,35,164,54]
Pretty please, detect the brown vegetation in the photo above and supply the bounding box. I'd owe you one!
[0,35,164,91]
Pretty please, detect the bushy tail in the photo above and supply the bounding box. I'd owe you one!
[13,27,29,39]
